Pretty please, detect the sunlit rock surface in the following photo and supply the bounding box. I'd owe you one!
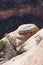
[2,29,43,65]
[0,24,39,65]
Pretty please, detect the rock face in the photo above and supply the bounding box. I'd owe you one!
[18,28,43,53]
[0,24,39,65]
[6,24,39,47]
[2,29,43,65]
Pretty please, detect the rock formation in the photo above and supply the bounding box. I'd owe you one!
[2,28,43,65]
[0,24,39,65]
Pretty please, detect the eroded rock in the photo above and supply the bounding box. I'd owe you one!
[0,24,39,64]
[6,24,39,49]
[17,29,43,53]
[2,29,43,65]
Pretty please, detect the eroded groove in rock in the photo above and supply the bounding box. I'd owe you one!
[16,29,43,53]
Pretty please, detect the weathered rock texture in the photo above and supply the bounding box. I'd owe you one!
[2,29,43,65]
[0,24,39,65]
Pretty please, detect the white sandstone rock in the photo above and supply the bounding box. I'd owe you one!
[2,39,43,65]
[0,24,39,64]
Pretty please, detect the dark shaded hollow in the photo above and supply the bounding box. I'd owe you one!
[0,0,43,39]
[0,14,43,39]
